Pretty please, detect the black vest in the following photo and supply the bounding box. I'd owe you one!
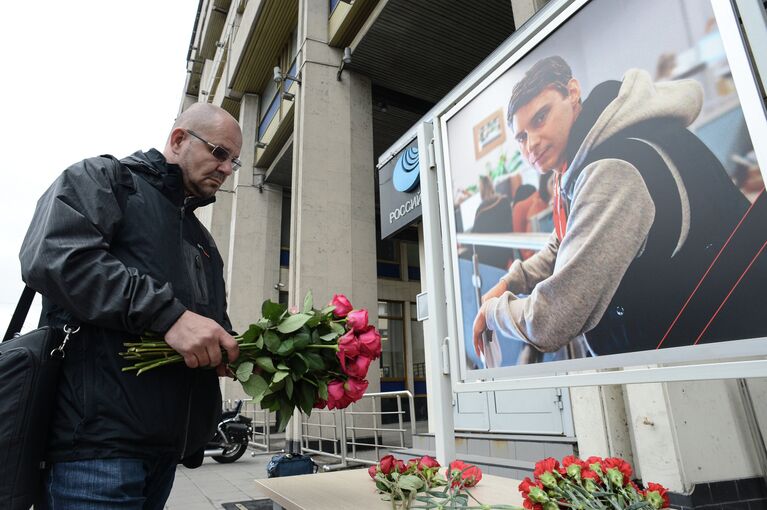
[562,83,767,355]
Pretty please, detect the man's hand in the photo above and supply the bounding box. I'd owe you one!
[165,311,239,370]
[473,301,491,358]
[481,280,507,304]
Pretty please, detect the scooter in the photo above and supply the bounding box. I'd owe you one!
[204,400,253,463]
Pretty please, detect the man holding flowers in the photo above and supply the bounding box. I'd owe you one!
[20,103,242,508]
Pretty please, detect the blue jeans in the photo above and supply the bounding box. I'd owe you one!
[43,456,177,510]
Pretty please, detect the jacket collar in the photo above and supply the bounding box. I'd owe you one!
[120,149,216,211]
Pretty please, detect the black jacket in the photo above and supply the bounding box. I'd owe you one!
[20,149,230,463]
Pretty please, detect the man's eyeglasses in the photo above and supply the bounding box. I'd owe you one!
[186,130,242,171]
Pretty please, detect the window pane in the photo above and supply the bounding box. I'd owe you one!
[411,320,425,379]
[379,318,404,379]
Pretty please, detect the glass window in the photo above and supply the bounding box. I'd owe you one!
[378,300,405,380]
[410,303,426,381]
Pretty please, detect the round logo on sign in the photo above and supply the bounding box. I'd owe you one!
[392,147,420,193]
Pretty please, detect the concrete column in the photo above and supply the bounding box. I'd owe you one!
[288,0,378,450]
[222,93,283,401]
[289,0,378,369]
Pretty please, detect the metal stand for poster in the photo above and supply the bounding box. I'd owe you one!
[414,0,767,468]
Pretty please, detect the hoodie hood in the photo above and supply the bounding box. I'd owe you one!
[121,148,215,210]
[563,69,703,190]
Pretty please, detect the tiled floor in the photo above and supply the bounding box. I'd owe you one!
[165,453,273,510]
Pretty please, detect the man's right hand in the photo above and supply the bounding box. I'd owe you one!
[165,311,239,369]
[481,280,507,304]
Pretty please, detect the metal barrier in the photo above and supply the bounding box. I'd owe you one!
[228,398,279,455]
[301,390,417,470]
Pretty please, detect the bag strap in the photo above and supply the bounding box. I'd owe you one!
[3,285,36,341]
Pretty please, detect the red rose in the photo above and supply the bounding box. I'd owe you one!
[368,465,378,479]
[393,459,407,474]
[336,330,360,371]
[345,377,368,402]
[448,460,482,488]
[533,457,560,479]
[603,457,632,486]
[326,380,352,409]
[418,455,440,470]
[326,378,368,409]
[331,294,353,318]
[645,482,669,509]
[379,455,396,475]
[346,309,369,332]
[358,326,382,359]
[344,354,373,379]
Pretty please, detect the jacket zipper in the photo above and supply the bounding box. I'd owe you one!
[179,202,194,459]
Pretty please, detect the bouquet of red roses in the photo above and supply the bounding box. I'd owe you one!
[120,292,381,431]
[520,456,670,510]
[368,455,516,510]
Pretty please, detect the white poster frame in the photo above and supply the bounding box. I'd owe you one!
[429,0,767,394]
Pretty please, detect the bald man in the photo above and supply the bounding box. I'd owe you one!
[20,103,242,508]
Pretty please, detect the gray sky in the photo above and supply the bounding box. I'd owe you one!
[0,2,198,333]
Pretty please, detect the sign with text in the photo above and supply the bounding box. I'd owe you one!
[378,138,422,239]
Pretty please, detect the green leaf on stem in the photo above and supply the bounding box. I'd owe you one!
[263,331,280,352]
[276,338,295,356]
[240,324,263,343]
[318,380,328,400]
[254,335,264,349]
[319,332,338,341]
[285,376,294,399]
[277,313,312,334]
[305,313,322,328]
[242,373,268,401]
[276,403,293,432]
[276,362,289,371]
[303,290,313,314]
[255,356,277,373]
[298,381,315,414]
[262,300,285,322]
[301,352,325,371]
[273,371,289,384]
[293,331,311,350]
[398,475,425,492]
[320,304,336,316]
[329,321,345,336]
[235,362,254,382]
[290,356,307,376]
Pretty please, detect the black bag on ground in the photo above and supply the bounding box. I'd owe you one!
[0,286,75,510]
[266,453,318,478]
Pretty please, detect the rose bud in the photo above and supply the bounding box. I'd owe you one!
[379,455,396,475]
[346,309,369,332]
[368,465,378,479]
[331,294,353,318]
[358,326,382,359]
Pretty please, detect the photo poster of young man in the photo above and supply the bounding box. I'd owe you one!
[444,0,767,372]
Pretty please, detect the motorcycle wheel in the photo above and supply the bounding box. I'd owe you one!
[212,441,248,464]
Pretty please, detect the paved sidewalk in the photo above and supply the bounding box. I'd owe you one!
[165,453,274,510]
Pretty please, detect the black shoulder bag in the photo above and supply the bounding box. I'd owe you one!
[0,286,78,510]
